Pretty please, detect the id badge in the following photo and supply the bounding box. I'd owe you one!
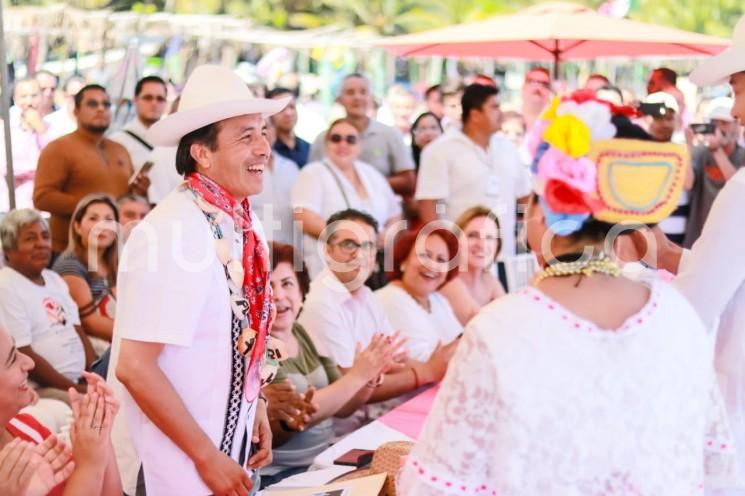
[485,174,500,197]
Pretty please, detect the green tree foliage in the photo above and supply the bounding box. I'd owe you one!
[629,0,743,38]
[8,0,744,37]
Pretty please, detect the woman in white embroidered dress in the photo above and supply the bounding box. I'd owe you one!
[398,96,739,495]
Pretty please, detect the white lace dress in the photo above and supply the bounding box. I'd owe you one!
[397,280,740,495]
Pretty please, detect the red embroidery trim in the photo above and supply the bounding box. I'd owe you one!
[519,285,660,334]
[408,458,498,494]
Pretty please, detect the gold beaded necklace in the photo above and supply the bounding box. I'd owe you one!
[535,253,621,284]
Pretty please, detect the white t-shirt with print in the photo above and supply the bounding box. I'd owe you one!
[415,129,531,259]
[109,186,265,495]
[0,268,84,384]
[292,159,402,277]
[375,284,462,362]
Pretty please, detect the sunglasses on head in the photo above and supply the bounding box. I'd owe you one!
[329,133,358,145]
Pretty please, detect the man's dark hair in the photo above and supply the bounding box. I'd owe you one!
[441,79,465,99]
[74,84,107,109]
[266,87,294,99]
[461,83,499,124]
[135,76,167,97]
[652,67,678,86]
[425,84,441,99]
[325,209,379,241]
[175,123,222,176]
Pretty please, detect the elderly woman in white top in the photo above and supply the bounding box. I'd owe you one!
[292,118,402,277]
[375,228,461,362]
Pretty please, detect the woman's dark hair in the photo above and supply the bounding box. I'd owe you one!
[410,112,443,170]
[387,228,460,284]
[270,242,311,298]
[175,122,221,176]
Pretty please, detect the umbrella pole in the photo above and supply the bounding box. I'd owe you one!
[0,0,16,211]
[552,40,560,81]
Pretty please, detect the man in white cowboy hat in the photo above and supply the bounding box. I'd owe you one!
[640,14,745,495]
[110,64,289,495]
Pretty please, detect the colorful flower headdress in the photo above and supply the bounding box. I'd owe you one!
[531,90,688,235]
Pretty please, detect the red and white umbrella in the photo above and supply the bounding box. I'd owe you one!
[378,2,730,76]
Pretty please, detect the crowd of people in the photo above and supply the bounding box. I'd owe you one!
[0,13,744,495]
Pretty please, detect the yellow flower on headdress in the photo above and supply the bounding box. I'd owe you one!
[543,114,591,158]
[541,96,561,121]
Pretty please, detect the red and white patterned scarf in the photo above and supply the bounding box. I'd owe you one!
[186,172,273,393]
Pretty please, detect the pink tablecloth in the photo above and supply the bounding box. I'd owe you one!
[377,384,440,440]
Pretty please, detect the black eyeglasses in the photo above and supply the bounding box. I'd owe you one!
[330,238,376,254]
[329,133,358,145]
[526,78,551,90]
[85,100,112,109]
[139,95,167,103]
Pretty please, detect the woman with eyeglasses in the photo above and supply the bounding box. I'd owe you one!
[410,112,443,172]
[375,228,461,363]
[292,118,402,277]
[53,195,119,352]
[440,206,505,325]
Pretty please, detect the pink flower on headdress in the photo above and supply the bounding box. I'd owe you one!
[537,147,597,193]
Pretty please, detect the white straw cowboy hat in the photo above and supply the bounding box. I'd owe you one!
[147,64,289,147]
[690,15,745,86]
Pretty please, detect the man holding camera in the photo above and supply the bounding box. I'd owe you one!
[684,98,745,247]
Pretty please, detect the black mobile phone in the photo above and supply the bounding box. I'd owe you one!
[637,102,667,117]
[690,123,716,135]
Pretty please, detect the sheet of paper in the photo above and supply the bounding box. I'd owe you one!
[312,421,413,469]
[261,473,386,496]
[265,466,356,489]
